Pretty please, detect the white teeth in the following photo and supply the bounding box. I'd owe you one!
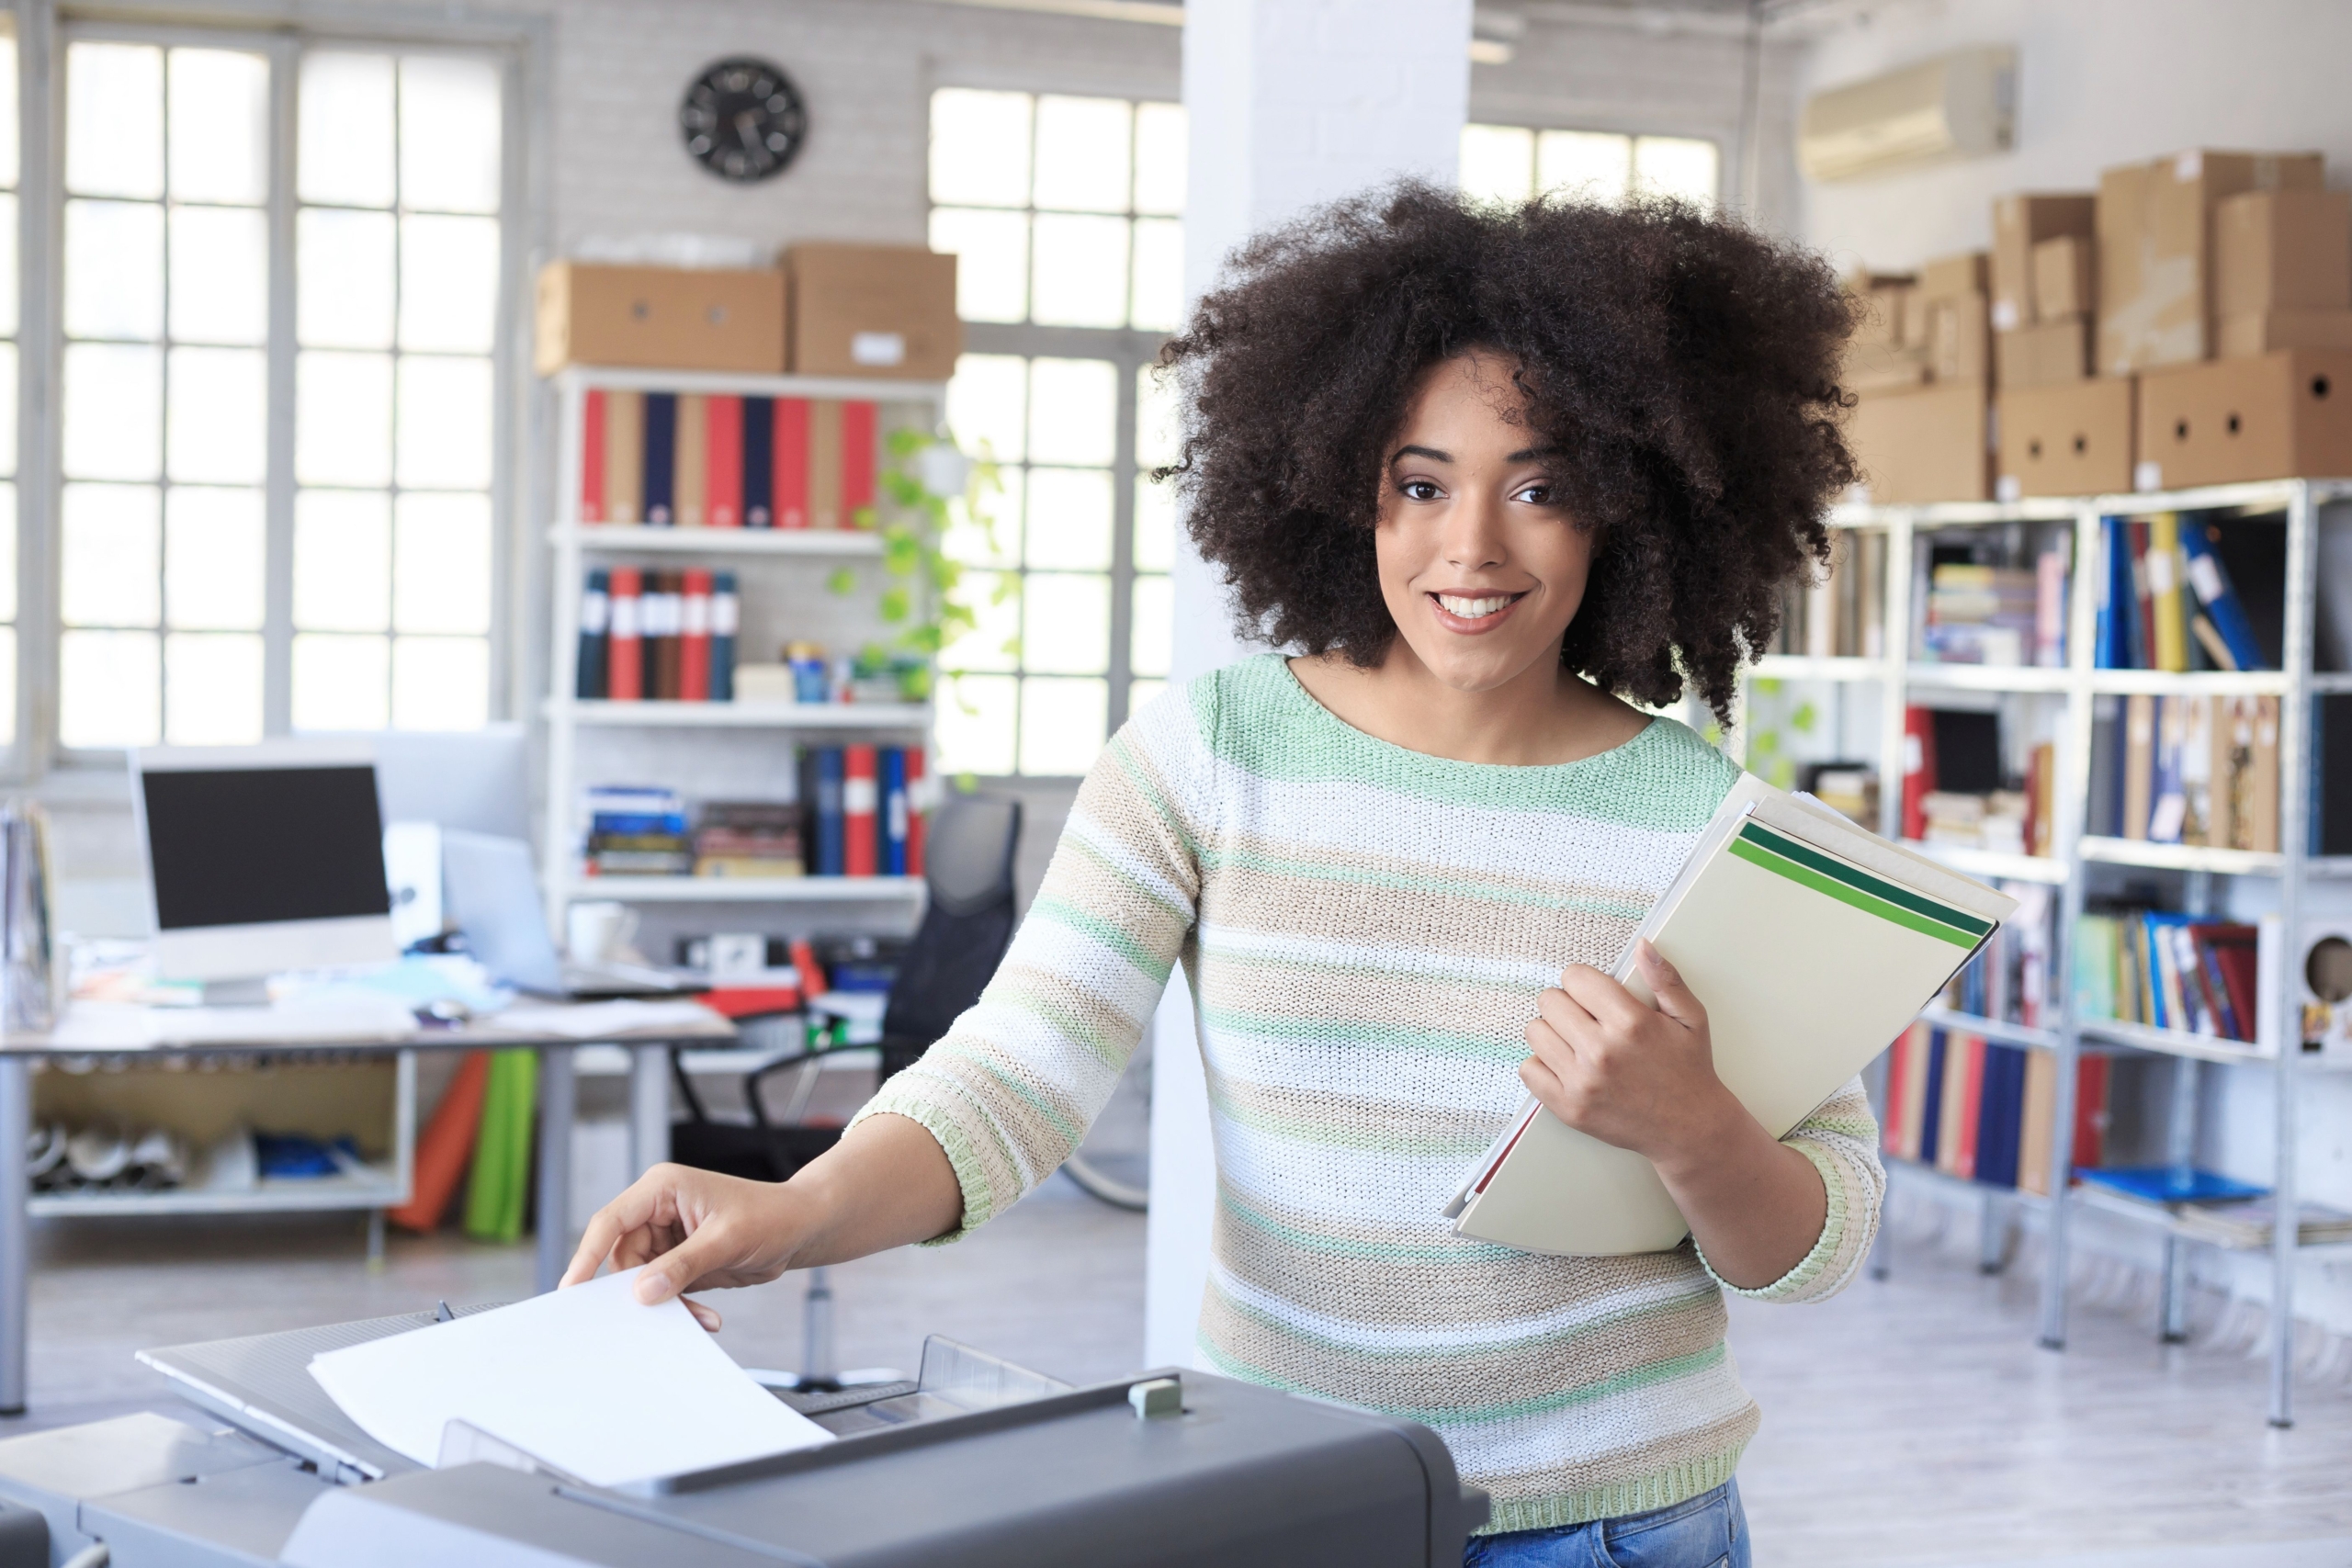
[1437,594,1513,618]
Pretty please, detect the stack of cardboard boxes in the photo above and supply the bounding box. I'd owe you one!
[1848,149,2352,502]
[1844,254,1996,502]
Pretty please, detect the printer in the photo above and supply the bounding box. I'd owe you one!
[0,1307,1487,1566]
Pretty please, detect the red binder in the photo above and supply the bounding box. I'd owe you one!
[605,567,643,701]
[581,389,607,524]
[904,746,926,876]
[842,400,877,525]
[1901,705,1936,841]
[843,744,878,875]
[707,395,743,527]
[680,569,713,702]
[775,398,811,529]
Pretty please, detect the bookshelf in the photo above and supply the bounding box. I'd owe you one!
[1733,476,2352,1427]
[541,366,947,936]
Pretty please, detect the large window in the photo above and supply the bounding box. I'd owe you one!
[1459,123,1720,209]
[924,87,1181,778]
[52,31,506,753]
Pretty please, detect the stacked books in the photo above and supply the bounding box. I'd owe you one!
[2092,692,2280,851]
[580,389,879,530]
[1921,561,2051,667]
[1773,530,1886,658]
[583,786,693,876]
[2075,910,2263,1044]
[2094,513,2267,672]
[1883,1021,2109,1195]
[576,569,740,702]
[2174,1199,2352,1248]
[1899,705,2058,858]
[694,802,804,878]
[798,746,927,878]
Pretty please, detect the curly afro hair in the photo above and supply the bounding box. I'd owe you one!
[1156,181,1860,726]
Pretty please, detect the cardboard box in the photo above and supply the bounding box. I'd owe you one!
[786,244,961,379]
[1926,292,1991,382]
[2031,235,2095,322]
[1996,319,2091,389]
[2215,188,2351,314]
[534,262,786,376]
[1996,378,2135,498]
[1993,192,2094,330]
[2097,150,2324,375]
[2132,349,2352,490]
[2220,309,2352,356]
[1917,251,1990,301]
[1846,383,1991,503]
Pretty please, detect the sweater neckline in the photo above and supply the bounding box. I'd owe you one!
[1264,654,1665,782]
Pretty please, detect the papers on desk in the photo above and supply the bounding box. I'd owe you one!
[307,1268,833,1487]
[494,998,722,1039]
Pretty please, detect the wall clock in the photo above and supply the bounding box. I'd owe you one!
[680,57,808,184]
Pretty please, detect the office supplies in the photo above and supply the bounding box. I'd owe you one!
[606,566,644,699]
[775,393,811,526]
[844,744,878,875]
[575,568,609,698]
[742,392,775,525]
[681,568,713,700]
[1444,773,2017,1256]
[711,570,740,700]
[642,391,677,524]
[132,741,398,987]
[439,831,695,999]
[605,388,643,525]
[675,393,708,525]
[707,393,743,525]
[2179,517,2266,670]
[579,388,606,522]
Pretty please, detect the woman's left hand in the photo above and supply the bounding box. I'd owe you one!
[1519,939,1741,1173]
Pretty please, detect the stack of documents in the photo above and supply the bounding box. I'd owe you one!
[1443,773,2017,1257]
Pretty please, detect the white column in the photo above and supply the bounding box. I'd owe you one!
[1146,0,1472,1369]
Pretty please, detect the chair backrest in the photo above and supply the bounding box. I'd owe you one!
[878,793,1023,1045]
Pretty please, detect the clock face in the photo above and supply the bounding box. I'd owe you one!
[680,57,808,184]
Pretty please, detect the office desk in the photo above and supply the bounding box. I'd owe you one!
[0,999,738,1416]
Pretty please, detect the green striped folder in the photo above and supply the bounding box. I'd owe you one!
[1444,773,2017,1256]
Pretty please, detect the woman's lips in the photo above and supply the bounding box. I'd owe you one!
[1428,590,1527,633]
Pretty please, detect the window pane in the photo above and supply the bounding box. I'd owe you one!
[0,35,19,189]
[164,632,263,743]
[1460,124,1534,205]
[1538,130,1630,205]
[935,672,1016,776]
[61,483,160,626]
[298,208,396,347]
[948,353,1027,465]
[400,56,503,214]
[292,632,389,730]
[1135,363,1180,471]
[164,487,265,630]
[399,214,499,352]
[395,355,492,489]
[0,629,14,744]
[1127,677,1166,716]
[62,344,163,480]
[60,630,159,747]
[1133,473,1175,573]
[1131,573,1171,678]
[63,199,164,341]
[392,636,489,728]
[1027,358,1116,468]
[168,206,267,345]
[928,88,1032,208]
[1031,213,1129,329]
[1023,468,1112,570]
[1032,96,1130,213]
[0,345,16,477]
[0,485,14,619]
[1634,136,1719,209]
[1131,218,1183,333]
[943,468,1020,568]
[167,50,268,206]
[294,489,391,630]
[1133,102,1185,217]
[929,209,1027,325]
[299,52,395,208]
[167,347,266,484]
[0,195,18,337]
[393,491,490,633]
[1022,572,1109,673]
[939,569,1018,673]
[1018,676,1106,774]
[66,43,163,199]
[297,351,392,486]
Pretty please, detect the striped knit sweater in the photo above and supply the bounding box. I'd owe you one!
[854,654,1884,1532]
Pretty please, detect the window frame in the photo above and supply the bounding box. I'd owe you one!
[12,2,538,781]
[1459,119,1724,211]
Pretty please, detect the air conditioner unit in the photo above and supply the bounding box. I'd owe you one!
[1800,47,2017,183]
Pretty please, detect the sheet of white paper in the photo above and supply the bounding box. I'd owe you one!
[493,998,723,1039]
[307,1268,832,1486]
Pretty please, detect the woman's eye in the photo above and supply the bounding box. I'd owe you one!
[1400,479,1442,502]
[1516,483,1555,505]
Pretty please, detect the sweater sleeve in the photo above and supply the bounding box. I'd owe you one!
[848,690,1209,1242]
[1695,1075,1884,1304]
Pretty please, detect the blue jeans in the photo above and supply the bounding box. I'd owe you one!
[1464,1480,1749,1568]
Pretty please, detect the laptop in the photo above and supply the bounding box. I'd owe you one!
[439,830,699,1000]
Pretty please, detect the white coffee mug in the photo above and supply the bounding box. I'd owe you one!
[566,900,639,965]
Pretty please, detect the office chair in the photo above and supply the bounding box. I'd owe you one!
[666,792,1023,1389]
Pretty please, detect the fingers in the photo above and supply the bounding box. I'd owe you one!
[1557,964,1649,1032]
[1634,940,1706,1031]
[560,1171,673,1287]
[634,1217,740,1305]
[681,1295,724,1332]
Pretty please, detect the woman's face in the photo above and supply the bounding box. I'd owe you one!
[1373,351,1593,694]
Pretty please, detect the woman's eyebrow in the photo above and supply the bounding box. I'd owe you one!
[1508,446,1561,462]
[1391,444,1451,463]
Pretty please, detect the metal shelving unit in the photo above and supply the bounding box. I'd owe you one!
[1739,477,2352,1427]
[541,366,947,931]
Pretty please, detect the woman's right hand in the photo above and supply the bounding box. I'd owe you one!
[560,1163,814,1330]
